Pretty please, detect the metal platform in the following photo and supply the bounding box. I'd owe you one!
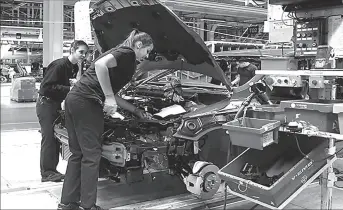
[255,69,343,76]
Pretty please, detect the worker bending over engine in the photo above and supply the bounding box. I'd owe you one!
[58,30,154,210]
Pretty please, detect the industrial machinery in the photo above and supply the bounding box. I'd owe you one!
[53,0,343,205]
[0,64,14,83]
[218,0,343,209]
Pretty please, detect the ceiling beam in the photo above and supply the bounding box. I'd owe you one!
[163,0,267,21]
[5,0,97,6]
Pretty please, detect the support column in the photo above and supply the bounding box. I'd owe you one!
[208,24,219,41]
[26,42,30,64]
[199,20,205,41]
[43,0,63,68]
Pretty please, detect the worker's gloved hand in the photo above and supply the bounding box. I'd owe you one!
[69,78,78,86]
[61,100,65,110]
[103,97,118,116]
[134,108,153,120]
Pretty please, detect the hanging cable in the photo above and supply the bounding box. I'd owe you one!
[293,133,343,163]
[223,183,228,210]
[251,0,266,7]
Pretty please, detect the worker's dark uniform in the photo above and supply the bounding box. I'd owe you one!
[237,63,257,86]
[211,59,229,85]
[61,46,136,209]
[36,58,78,178]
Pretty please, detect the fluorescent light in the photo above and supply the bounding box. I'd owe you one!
[200,18,226,23]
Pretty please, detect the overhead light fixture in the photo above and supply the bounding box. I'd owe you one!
[200,18,226,23]
[217,24,233,27]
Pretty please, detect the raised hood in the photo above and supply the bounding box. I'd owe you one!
[90,0,231,87]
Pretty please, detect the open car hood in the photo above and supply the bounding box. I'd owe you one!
[90,0,231,87]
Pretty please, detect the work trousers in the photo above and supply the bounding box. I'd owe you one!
[36,95,61,176]
[61,93,104,209]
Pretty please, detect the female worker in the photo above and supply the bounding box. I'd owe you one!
[37,40,89,183]
[58,30,154,210]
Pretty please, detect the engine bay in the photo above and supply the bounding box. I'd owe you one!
[54,76,238,199]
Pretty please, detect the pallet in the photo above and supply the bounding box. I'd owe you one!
[11,98,37,103]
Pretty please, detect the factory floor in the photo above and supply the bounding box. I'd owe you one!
[1,83,343,209]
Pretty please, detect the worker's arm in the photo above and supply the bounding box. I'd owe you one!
[115,95,151,119]
[95,51,150,118]
[115,95,138,113]
[232,74,265,94]
[231,74,240,86]
[94,53,117,105]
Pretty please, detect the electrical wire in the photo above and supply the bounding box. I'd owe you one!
[223,183,228,210]
[293,133,343,163]
[251,0,266,7]
[281,6,294,27]
[294,133,310,160]
[250,204,259,209]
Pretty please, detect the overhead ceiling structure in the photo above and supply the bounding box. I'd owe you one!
[161,0,267,23]
[2,0,83,6]
[1,0,268,44]
[7,0,267,22]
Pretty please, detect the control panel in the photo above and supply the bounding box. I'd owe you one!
[295,19,326,57]
[309,76,325,88]
[265,75,303,87]
[297,57,316,70]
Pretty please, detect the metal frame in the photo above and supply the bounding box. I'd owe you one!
[255,70,343,76]
[227,156,337,209]
[1,0,268,44]
[227,70,342,209]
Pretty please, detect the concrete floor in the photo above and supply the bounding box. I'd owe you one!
[1,83,40,131]
[1,83,343,209]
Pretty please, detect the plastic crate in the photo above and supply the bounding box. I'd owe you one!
[260,57,298,71]
[223,117,281,150]
[11,77,36,89]
[280,99,343,132]
[248,104,286,123]
[218,132,334,208]
[10,88,38,102]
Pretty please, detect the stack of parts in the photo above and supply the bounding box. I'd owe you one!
[10,77,38,102]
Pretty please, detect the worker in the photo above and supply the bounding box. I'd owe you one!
[58,29,154,210]
[211,59,230,85]
[231,58,257,86]
[36,40,89,183]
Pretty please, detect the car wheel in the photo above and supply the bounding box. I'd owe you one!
[1,76,8,83]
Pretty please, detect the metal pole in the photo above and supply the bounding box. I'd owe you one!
[238,24,252,41]
[320,138,336,210]
[331,84,337,100]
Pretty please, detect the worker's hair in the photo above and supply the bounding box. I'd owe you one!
[70,40,89,53]
[118,29,153,49]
